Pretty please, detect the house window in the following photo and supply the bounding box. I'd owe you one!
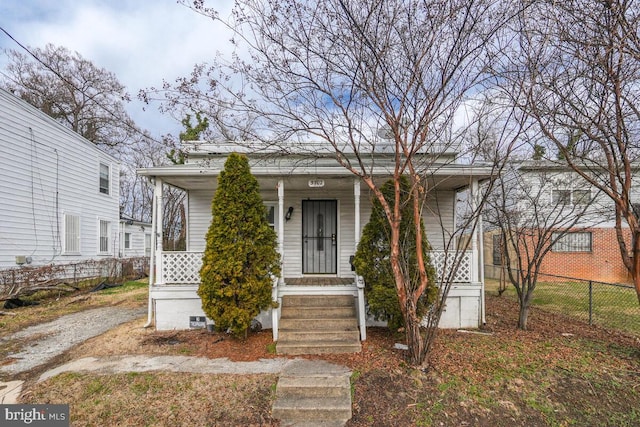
[552,232,592,252]
[492,234,503,266]
[124,233,131,249]
[99,220,111,254]
[99,163,110,195]
[64,214,80,254]
[265,203,277,230]
[552,190,571,204]
[552,189,591,205]
[572,190,591,205]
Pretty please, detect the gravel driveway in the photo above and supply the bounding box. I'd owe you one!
[0,306,146,374]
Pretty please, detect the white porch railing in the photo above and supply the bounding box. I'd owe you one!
[161,251,202,284]
[429,250,473,283]
[158,250,473,285]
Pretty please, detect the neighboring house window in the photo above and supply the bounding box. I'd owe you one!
[552,232,592,252]
[64,214,80,254]
[552,189,591,205]
[492,234,503,266]
[145,233,151,256]
[552,189,571,204]
[99,163,110,195]
[99,220,111,254]
[572,190,591,205]
[124,233,131,249]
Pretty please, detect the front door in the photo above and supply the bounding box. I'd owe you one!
[302,200,337,274]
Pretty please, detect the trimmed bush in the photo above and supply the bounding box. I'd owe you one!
[198,153,280,338]
[353,177,437,330]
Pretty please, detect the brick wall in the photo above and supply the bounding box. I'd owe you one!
[484,228,632,284]
[539,228,631,284]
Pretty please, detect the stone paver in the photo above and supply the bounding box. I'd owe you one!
[38,355,293,382]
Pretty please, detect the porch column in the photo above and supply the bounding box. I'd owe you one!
[155,177,164,285]
[470,179,479,283]
[277,180,285,285]
[354,179,367,341]
[273,180,285,341]
[477,178,486,324]
[144,177,159,328]
[354,179,361,247]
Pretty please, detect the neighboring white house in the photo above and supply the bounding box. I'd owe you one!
[119,214,152,258]
[0,88,121,269]
[484,160,638,284]
[138,141,493,341]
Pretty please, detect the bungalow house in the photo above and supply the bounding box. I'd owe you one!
[138,141,492,350]
[484,160,637,284]
[0,88,121,270]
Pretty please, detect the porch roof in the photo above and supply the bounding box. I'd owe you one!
[138,162,494,191]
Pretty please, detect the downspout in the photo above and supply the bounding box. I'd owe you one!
[143,177,158,328]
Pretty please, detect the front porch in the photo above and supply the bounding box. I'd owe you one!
[149,249,483,341]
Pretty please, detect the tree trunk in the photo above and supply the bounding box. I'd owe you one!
[404,299,425,365]
[518,304,529,330]
[518,293,530,330]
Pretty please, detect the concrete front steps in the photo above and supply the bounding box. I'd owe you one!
[272,369,352,426]
[276,295,362,355]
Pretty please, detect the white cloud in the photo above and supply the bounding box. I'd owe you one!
[0,0,235,137]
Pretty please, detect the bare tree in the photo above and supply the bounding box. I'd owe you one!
[139,64,260,141]
[509,0,640,304]
[485,161,607,329]
[118,132,170,224]
[1,44,137,149]
[177,0,521,366]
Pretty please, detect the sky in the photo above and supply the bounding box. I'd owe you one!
[0,0,235,138]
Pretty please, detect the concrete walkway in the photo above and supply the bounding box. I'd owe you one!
[0,355,350,405]
[0,306,146,375]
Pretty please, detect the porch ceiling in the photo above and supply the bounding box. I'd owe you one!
[138,164,493,192]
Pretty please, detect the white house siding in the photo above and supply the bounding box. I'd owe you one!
[187,185,358,278]
[186,189,214,251]
[358,188,456,251]
[0,89,120,269]
[188,184,457,277]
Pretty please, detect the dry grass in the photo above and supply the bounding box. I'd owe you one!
[22,372,278,427]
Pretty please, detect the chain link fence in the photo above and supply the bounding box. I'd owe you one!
[486,268,640,337]
[0,257,149,302]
